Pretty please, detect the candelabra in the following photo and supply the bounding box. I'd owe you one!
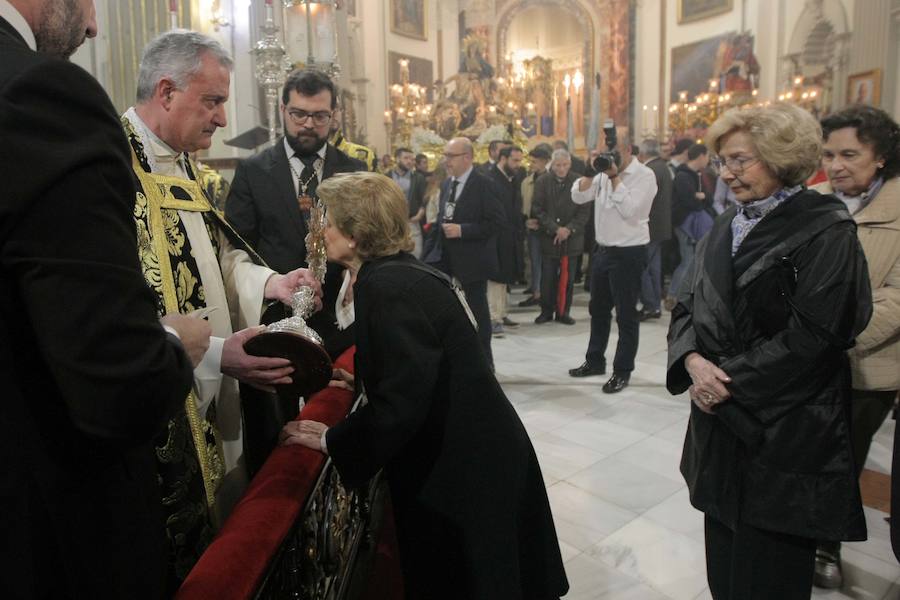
[667,79,760,139]
[253,0,293,143]
[385,58,432,148]
[283,0,340,79]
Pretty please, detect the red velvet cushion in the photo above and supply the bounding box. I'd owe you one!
[176,347,356,600]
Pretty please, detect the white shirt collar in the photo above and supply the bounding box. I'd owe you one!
[124,107,187,176]
[0,0,36,50]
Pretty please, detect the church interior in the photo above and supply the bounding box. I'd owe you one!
[5,0,900,598]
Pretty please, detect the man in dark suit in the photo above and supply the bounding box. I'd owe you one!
[0,2,210,597]
[485,145,526,334]
[423,137,505,365]
[227,69,366,278]
[225,68,364,473]
[390,146,427,257]
[638,138,673,320]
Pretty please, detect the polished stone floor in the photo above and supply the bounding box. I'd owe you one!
[493,286,900,600]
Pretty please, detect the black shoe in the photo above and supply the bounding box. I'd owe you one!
[555,314,576,325]
[518,296,540,308]
[568,361,605,377]
[813,542,843,589]
[602,372,630,393]
[502,317,519,328]
[522,287,534,296]
[534,312,553,324]
[638,309,661,321]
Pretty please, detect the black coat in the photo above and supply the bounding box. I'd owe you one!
[423,169,505,284]
[0,17,194,599]
[672,163,712,228]
[326,253,568,599]
[486,164,525,283]
[531,171,590,257]
[667,190,872,541]
[644,156,673,242]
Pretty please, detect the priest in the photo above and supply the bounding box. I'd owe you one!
[123,29,319,587]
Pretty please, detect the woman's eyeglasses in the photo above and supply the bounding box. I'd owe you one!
[711,155,759,174]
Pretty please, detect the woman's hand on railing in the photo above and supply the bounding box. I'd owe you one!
[280,420,328,452]
[328,368,355,391]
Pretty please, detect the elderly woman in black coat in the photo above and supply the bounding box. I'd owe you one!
[281,171,568,600]
[666,103,872,599]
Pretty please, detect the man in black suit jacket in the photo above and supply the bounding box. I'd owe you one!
[390,146,427,257]
[423,137,505,365]
[638,138,673,320]
[226,69,364,472]
[0,2,209,598]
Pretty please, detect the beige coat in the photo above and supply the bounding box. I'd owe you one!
[815,178,900,391]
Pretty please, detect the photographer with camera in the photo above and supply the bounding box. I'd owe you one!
[567,128,657,393]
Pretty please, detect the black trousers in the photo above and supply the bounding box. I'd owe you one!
[705,515,815,600]
[459,278,492,366]
[539,254,576,317]
[585,245,646,373]
[851,388,897,475]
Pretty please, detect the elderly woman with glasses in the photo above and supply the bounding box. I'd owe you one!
[280,172,568,600]
[666,103,872,599]
[808,105,900,588]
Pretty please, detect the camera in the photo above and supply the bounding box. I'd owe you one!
[591,119,620,173]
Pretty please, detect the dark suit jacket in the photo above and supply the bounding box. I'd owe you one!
[423,168,505,284]
[486,164,525,283]
[0,17,193,599]
[226,140,365,355]
[532,171,590,257]
[398,169,427,219]
[226,140,366,275]
[644,156,673,242]
[327,253,569,599]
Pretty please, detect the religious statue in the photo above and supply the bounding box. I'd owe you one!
[715,33,759,94]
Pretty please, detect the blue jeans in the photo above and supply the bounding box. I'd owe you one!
[639,241,662,311]
[526,229,542,293]
[668,228,695,299]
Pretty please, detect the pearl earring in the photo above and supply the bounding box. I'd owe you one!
[348,242,355,248]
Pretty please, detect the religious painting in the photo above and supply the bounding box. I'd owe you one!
[678,0,733,24]
[847,70,881,106]
[391,0,427,41]
[388,52,434,103]
[670,32,733,103]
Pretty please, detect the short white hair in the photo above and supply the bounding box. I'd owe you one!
[136,30,233,103]
[550,149,571,165]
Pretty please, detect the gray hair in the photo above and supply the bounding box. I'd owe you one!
[550,149,571,165]
[640,138,660,157]
[136,30,233,103]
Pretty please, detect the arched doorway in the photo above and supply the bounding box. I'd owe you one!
[496,0,596,148]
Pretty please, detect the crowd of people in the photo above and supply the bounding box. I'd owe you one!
[3,1,898,599]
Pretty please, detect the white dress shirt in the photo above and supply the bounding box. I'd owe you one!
[571,157,658,247]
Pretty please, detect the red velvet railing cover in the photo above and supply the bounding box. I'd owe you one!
[175,347,356,600]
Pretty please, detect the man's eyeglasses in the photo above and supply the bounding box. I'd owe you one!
[443,152,468,159]
[286,109,332,126]
[711,155,759,174]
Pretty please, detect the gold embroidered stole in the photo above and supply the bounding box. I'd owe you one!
[131,152,226,509]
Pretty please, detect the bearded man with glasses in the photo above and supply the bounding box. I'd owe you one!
[225,69,365,473]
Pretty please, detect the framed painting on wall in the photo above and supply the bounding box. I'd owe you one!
[847,69,881,106]
[678,0,733,24]
[670,32,734,103]
[391,0,427,41]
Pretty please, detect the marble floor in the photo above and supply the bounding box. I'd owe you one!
[492,286,900,600]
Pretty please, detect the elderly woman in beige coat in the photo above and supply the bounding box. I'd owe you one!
[812,104,900,589]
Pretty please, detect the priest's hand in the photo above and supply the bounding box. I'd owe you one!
[280,420,328,453]
[160,313,212,367]
[265,268,323,310]
[222,326,294,392]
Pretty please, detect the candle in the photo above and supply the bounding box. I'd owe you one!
[384,110,392,125]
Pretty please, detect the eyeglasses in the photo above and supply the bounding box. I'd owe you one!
[286,109,332,126]
[443,152,469,159]
[712,155,759,174]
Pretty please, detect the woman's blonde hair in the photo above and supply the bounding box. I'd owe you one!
[317,171,414,261]
[706,103,822,186]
